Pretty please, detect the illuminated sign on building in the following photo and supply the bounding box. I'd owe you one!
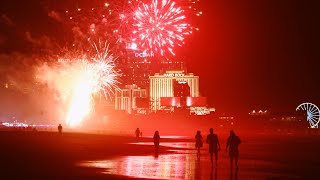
[57,56,114,63]
[190,107,211,115]
[164,73,185,77]
[135,52,154,58]
[57,58,87,63]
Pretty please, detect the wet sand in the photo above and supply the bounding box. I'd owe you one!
[0,131,320,179]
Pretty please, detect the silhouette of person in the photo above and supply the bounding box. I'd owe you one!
[153,130,160,153]
[226,130,241,169]
[206,128,220,166]
[195,130,203,158]
[58,124,62,135]
[135,128,140,138]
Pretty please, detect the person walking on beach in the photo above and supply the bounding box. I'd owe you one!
[135,128,140,138]
[195,130,203,157]
[206,128,220,166]
[226,130,241,169]
[58,124,63,135]
[153,130,160,152]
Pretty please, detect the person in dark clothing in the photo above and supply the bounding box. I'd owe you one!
[153,130,160,152]
[135,128,140,138]
[206,128,220,166]
[195,130,203,157]
[226,130,241,169]
[58,124,62,135]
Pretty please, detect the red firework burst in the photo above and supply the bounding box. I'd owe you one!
[132,0,192,56]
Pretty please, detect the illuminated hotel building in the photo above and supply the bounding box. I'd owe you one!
[149,70,199,111]
[122,59,186,89]
[115,84,147,114]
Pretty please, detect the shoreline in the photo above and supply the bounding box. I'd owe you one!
[1,130,320,179]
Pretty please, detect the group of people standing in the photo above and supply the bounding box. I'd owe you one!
[58,124,240,168]
[195,128,241,168]
[153,128,241,168]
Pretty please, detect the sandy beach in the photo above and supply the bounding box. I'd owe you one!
[1,130,320,180]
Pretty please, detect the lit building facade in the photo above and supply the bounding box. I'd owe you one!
[115,84,147,114]
[126,60,152,88]
[149,70,199,111]
[121,59,186,89]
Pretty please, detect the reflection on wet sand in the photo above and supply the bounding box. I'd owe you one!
[80,142,198,179]
[130,142,192,149]
[79,142,293,179]
[81,154,197,179]
[194,158,201,180]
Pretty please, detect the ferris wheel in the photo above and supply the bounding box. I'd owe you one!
[296,103,320,128]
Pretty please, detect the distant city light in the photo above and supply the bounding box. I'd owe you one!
[249,110,268,115]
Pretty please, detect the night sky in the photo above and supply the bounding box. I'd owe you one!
[0,0,319,114]
[189,0,320,113]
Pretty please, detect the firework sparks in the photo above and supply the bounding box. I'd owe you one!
[48,0,201,57]
[47,0,201,58]
[37,41,120,128]
[132,0,192,56]
[66,41,120,127]
[55,1,142,47]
